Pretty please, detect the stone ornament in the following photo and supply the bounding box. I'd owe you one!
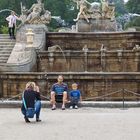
[73,0,115,23]
[20,0,51,24]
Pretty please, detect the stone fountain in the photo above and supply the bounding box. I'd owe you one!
[0,0,140,101]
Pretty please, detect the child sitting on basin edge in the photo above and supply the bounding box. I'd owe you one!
[69,83,82,109]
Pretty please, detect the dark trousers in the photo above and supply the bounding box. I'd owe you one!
[70,97,79,106]
[8,24,15,38]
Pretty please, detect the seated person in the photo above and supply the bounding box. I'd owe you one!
[50,75,68,110]
[69,83,82,109]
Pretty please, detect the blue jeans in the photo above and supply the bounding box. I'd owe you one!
[70,97,79,106]
[21,100,41,119]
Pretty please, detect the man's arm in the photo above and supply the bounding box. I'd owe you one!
[6,16,10,22]
[64,84,68,92]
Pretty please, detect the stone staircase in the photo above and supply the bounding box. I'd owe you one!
[0,34,15,63]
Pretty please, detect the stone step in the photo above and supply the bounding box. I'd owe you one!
[0,60,7,63]
[0,38,15,42]
[0,57,9,60]
[0,51,11,54]
[0,54,10,57]
[0,40,15,45]
[0,34,15,64]
[0,34,16,64]
[0,34,13,39]
[0,34,9,38]
[0,48,13,51]
[0,58,8,63]
[0,45,15,48]
[0,34,16,42]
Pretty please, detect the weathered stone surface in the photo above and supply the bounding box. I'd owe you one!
[38,50,139,72]
[76,19,117,32]
[46,32,140,50]
[0,72,140,101]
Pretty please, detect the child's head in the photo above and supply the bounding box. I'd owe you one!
[72,83,78,90]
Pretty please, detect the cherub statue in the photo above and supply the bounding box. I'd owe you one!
[73,0,91,23]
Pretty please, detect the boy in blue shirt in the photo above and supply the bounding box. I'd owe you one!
[69,83,82,109]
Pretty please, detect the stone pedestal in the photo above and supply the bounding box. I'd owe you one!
[76,19,117,32]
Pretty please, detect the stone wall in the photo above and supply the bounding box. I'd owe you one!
[46,32,140,50]
[0,73,140,101]
[37,50,140,72]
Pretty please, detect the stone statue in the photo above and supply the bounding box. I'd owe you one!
[73,0,115,22]
[73,0,91,23]
[101,0,115,20]
[20,0,51,24]
[89,2,102,19]
[20,4,28,23]
[106,3,115,21]
[101,0,109,18]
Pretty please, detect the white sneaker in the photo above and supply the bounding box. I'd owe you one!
[70,106,73,109]
[51,105,56,110]
[62,105,65,110]
[75,105,78,109]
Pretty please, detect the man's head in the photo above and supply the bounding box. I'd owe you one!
[57,75,64,83]
[11,11,15,15]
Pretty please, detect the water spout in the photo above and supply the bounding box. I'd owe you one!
[0,9,19,16]
[83,45,88,72]
[48,45,68,71]
[51,16,66,26]
[0,9,13,13]
[100,44,106,72]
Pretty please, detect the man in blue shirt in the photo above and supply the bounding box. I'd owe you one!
[50,75,68,110]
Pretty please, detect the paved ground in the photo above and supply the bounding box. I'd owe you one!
[0,107,140,140]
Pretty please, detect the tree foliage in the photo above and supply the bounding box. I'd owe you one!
[113,0,127,16]
[125,0,140,28]
[0,0,139,32]
[126,0,140,14]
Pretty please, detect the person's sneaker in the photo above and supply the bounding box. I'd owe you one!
[51,105,56,110]
[62,105,65,110]
[70,106,73,109]
[75,105,78,109]
[36,118,41,122]
[24,117,30,123]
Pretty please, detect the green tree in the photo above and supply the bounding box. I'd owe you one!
[113,0,127,16]
[126,0,140,14]
[125,0,140,28]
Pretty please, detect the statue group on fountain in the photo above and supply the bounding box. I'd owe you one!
[73,0,115,23]
[20,0,51,24]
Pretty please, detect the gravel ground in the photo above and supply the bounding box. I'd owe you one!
[0,107,140,140]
